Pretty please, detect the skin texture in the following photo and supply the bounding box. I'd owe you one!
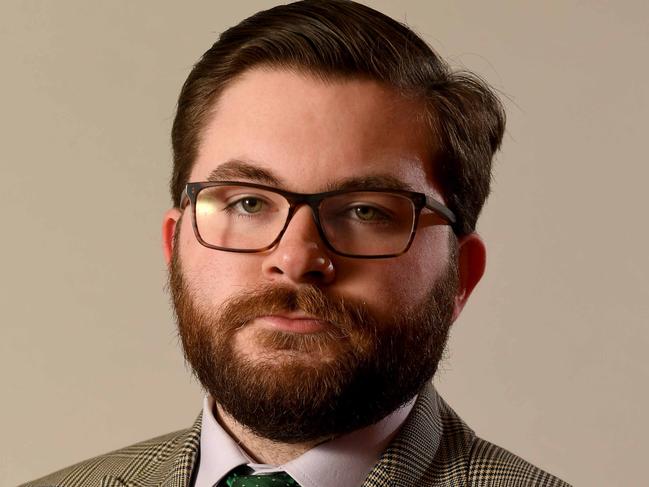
[162,68,486,464]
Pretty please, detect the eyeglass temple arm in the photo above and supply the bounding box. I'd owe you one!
[179,190,190,209]
[425,197,457,228]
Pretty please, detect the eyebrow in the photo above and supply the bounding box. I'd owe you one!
[205,159,416,192]
[323,174,415,192]
[206,159,282,186]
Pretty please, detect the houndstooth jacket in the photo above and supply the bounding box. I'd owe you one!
[20,383,570,487]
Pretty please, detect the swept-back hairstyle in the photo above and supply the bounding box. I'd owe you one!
[171,0,505,235]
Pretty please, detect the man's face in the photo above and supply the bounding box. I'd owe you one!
[165,68,463,442]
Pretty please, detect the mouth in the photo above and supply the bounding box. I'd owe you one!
[254,313,332,334]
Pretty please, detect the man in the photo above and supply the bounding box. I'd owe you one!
[22,1,569,486]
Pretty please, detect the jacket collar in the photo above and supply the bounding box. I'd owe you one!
[362,382,444,487]
[363,382,475,487]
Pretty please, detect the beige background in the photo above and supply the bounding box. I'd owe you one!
[2,1,647,485]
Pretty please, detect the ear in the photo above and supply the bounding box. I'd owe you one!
[162,207,182,267]
[452,232,486,322]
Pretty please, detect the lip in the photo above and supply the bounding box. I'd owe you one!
[255,314,330,334]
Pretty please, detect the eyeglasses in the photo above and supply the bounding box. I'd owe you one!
[180,181,457,258]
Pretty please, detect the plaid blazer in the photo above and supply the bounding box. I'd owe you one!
[21,383,570,487]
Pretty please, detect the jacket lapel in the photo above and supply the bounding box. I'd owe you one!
[362,382,474,487]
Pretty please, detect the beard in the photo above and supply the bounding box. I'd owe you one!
[169,247,458,443]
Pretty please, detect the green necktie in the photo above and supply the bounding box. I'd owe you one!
[224,466,300,487]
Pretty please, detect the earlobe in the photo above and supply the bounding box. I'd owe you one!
[162,208,182,266]
[452,232,487,322]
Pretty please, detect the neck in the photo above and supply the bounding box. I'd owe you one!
[214,403,330,465]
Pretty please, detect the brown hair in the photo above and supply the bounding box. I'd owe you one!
[171,0,505,235]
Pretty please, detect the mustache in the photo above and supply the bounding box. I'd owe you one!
[216,284,375,335]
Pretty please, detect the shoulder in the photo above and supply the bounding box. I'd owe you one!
[435,394,570,487]
[467,437,570,487]
[19,417,201,487]
[366,384,570,487]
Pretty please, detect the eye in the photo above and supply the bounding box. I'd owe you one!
[354,205,381,221]
[223,194,271,216]
[350,204,393,222]
[238,197,263,213]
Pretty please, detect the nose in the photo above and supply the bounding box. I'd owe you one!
[261,205,336,286]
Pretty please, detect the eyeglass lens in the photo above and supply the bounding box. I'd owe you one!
[195,185,417,256]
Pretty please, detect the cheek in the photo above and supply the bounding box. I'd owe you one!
[176,218,262,306]
[334,228,450,313]
[332,259,429,315]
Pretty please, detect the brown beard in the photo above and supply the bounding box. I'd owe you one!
[169,248,458,443]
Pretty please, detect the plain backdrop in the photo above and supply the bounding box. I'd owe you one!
[2,1,648,486]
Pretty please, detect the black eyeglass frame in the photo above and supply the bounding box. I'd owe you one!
[180,181,457,259]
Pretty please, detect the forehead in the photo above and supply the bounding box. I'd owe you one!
[192,68,439,195]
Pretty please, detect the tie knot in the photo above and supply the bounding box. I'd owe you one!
[224,466,299,487]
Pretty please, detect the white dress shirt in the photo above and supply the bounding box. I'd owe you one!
[194,395,416,487]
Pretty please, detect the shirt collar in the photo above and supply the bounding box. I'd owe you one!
[194,395,416,487]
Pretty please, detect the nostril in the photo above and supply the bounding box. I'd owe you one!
[269,266,284,275]
[304,270,326,283]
